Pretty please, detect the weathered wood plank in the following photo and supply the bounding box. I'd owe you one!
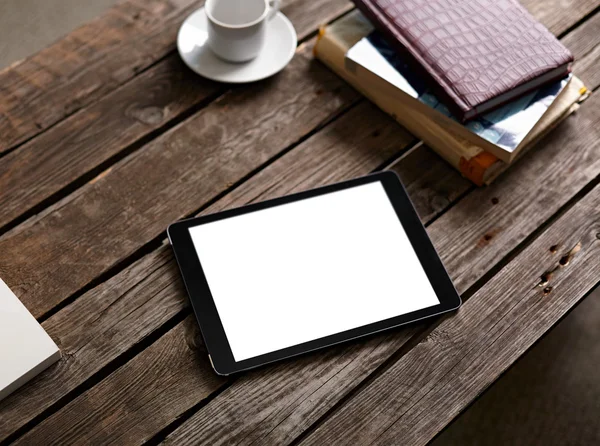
[0,0,354,156]
[0,1,597,442]
[521,0,599,36]
[149,88,600,446]
[0,55,219,231]
[564,10,600,89]
[429,285,600,446]
[0,101,419,442]
[1,0,595,231]
[4,14,600,441]
[393,143,471,223]
[0,0,197,154]
[0,0,353,232]
[300,178,600,446]
[0,244,187,442]
[13,87,600,445]
[17,316,226,446]
[428,98,599,293]
[3,0,597,322]
[0,46,360,319]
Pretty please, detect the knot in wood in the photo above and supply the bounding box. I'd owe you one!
[131,106,165,125]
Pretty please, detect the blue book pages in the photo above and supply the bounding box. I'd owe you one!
[346,32,570,153]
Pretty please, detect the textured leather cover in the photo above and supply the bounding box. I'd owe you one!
[351,0,574,121]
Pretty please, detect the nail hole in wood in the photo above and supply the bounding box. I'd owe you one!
[491,197,499,205]
[559,242,581,266]
[538,273,550,287]
[543,286,553,295]
[549,245,559,253]
[484,234,493,242]
[596,233,600,240]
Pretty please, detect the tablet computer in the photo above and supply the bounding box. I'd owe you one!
[168,171,460,375]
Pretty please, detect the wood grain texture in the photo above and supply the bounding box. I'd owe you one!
[564,10,600,89]
[161,70,600,446]
[0,101,419,442]
[0,0,589,158]
[0,0,197,154]
[0,55,219,230]
[6,91,599,446]
[390,142,472,223]
[0,244,185,441]
[521,0,599,35]
[430,285,600,445]
[34,91,598,446]
[0,0,353,156]
[16,316,227,445]
[6,17,600,442]
[428,91,600,294]
[0,46,359,320]
[0,0,582,155]
[2,0,596,240]
[301,180,600,446]
[0,0,598,443]
[0,0,353,232]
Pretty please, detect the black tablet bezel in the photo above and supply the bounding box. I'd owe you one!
[168,171,461,375]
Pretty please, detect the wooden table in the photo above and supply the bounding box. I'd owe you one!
[1,0,599,444]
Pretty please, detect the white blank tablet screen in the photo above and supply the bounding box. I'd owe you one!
[189,182,439,362]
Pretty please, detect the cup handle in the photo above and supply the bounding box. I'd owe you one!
[267,0,280,20]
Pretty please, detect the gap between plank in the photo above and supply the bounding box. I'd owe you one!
[372,139,422,173]
[0,5,355,239]
[0,49,176,163]
[142,381,236,446]
[35,97,362,325]
[26,77,599,441]
[0,309,190,446]
[0,88,226,238]
[557,3,600,39]
[426,277,600,445]
[2,98,364,445]
[286,116,600,446]
[3,4,595,442]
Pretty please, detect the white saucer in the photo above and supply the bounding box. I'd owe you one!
[177,8,297,83]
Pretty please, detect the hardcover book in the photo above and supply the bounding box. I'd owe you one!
[351,0,574,121]
[345,28,572,163]
[313,11,587,185]
[0,278,60,402]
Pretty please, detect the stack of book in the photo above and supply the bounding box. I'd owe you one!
[314,6,589,185]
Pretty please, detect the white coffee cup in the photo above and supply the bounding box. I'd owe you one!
[205,0,280,63]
